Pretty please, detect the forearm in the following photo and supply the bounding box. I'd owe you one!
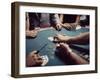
[59,14,63,23]
[69,52,89,64]
[26,13,30,31]
[67,32,89,44]
[53,14,60,24]
[75,15,80,23]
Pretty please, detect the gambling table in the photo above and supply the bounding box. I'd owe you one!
[26,27,89,66]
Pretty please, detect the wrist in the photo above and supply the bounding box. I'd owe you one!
[65,36,74,44]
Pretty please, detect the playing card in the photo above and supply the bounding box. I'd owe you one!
[41,55,49,66]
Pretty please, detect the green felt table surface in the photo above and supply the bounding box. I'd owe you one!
[26,27,89,66]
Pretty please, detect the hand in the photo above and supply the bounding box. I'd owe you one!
[56,43,72,53]
[62,22,78,30]
[70,22,78,29]
[54,34,72,43]
[55,23,62,31]
[61,23,72,30]
[55,43,72,62]
[56,43,89,64]
[26,29,39,38]
[26,50,43,67]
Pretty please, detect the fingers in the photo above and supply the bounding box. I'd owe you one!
[60,43,71,52]
[33,55,43,66]
[26,30,38,38]
[56,43,72,53]
[54,34,59,40]
[36,59,43,63]
[27,50,43,66]
[55,25,59,31]
[53,34,60,43]
[62,23,71,29]
[56,43,68,49]
[70,23,77,29]
[62,23,74,30]
[58,25,62,31]
[53,37,62,43]
[55,24,62,31]
[31,30,38,37]
[61,43,72,52]
[53,34,66,43]
[59,43,69,48]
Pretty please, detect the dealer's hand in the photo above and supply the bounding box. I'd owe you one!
[55,23,62,31]
[54,34,72,43]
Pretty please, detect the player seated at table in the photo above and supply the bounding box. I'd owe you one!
[57,14,80,30]
[54,32,89,45]
[26,13,61,38]
[80,15,90,28]
[26,12,39,38]
[55,43,89,64]
[26,50,43,67]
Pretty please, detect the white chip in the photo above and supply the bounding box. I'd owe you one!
[48,37,54,41]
